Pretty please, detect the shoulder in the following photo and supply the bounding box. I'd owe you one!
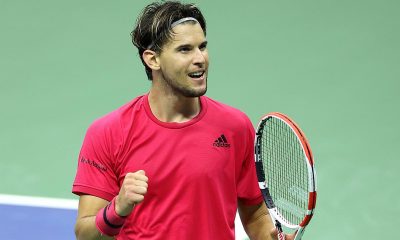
[86,95,145,136]
[204,96,252,126]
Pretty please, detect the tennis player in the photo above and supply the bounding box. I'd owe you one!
[72,1,294,239]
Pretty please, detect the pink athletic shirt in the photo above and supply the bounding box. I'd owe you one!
[72,94,263,239]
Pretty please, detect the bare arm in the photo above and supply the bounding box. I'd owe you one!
[74,195,113,240]
[238,201,296,240]
[238,201,273,240]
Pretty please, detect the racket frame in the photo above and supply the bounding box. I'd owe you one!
[255,112,317,240]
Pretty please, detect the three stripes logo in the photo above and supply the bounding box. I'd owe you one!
[213,134,230,148]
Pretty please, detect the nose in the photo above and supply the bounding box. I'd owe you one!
[193,47,207,66]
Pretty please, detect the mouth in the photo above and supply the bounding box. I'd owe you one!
[188,70,206,80]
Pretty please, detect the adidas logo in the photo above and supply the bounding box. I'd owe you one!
[213,134,230,148]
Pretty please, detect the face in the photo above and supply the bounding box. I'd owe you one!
[156,22,209,98]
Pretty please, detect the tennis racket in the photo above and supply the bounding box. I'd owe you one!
[254,112,317,240]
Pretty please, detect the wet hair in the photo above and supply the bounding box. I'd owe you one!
[131,1,206,80]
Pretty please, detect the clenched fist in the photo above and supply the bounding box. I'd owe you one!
[115,170,148,217]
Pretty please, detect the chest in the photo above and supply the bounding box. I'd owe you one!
[115,125,241,190]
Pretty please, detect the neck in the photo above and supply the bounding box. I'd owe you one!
[148,88,201,123]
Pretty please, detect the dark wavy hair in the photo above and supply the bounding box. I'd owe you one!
[131,1,206,80]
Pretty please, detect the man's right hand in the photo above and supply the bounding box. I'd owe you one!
[270,228,296,240]
[115,170,148,217]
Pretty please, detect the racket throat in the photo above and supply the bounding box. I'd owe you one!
[275,220,283,232]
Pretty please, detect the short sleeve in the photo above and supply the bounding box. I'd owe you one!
[236,117,263,205]
[72,119,120,201]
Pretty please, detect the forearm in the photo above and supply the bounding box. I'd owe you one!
[239,202,274,240]
[75,216,113,240]
[244,211,272,240]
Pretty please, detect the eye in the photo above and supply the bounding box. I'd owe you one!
[178,46,192,53]
[199,42,208,51]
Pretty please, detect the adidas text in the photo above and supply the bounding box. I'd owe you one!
[213,142,231,148]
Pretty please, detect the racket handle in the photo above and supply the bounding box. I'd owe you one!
[276,221,286,240]
[278,232,286,240]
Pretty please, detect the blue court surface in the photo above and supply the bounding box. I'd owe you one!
[0,194,78,240]
[0,204,77,239]
[0,194,249,240]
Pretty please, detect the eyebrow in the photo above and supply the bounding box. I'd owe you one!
[175,40,208,50]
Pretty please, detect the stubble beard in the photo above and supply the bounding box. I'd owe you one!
[163,75,208,98]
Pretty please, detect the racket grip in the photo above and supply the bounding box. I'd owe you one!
[278,232,286,240]
[276,221,286,240]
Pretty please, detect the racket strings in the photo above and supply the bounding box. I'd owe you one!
[262,118,309,226]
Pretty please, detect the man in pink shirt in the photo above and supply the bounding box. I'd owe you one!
[72,1,294,239]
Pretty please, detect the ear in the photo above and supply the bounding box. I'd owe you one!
[142,49,160,71]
